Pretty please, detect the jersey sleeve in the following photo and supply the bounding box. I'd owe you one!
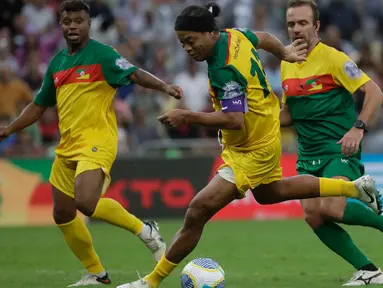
[330,51,370,93]
[34,63,56,107]
[210,66,247,113]
[100,47,137,88]
[233,28,259,48]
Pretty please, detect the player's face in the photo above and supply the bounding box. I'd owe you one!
[286,6,319,46]
[176,31,214,62]
[60,10,90,45]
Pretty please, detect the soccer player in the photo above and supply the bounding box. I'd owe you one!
[280,0,383,286]
[0,1,183,287]
[118,2,382,288]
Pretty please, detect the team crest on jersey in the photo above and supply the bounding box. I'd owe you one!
[116,57,133,70]
[222,81,243,99]
[344,60,362,79]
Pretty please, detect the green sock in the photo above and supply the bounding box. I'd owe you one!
[342,200,383,231]
[314,222,371,270]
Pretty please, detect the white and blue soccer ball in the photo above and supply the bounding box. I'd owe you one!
[181,258,225,288]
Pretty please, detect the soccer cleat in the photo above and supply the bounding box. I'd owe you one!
[139,220,167,262]
[353,175,382,214]
[343,269,383,286]
[67,273,111,287]
[116,278,150,288]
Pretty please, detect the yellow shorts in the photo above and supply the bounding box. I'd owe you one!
[218,137,282,197]
[49,156,112,198]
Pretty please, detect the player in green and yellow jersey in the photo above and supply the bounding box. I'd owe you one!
[0,0,183,287]
[280,0,383,285]
[119,2,382,288]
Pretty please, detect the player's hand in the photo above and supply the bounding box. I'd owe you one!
[0,126,11,142]
[165,84,183,100]
[337,127,364,156]
[283,39,308,63]
[157,109,187,127]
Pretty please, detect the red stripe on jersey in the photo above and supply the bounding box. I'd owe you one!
[282,74,338,97]
[225,29,232,65]
[53,64,105,88]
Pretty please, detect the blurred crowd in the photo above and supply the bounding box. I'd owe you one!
[1,0,383,158]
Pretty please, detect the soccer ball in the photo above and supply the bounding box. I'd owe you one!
[181,258,225,288]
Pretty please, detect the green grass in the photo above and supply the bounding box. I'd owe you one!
[1,220,383,288]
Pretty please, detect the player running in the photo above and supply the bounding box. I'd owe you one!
[118,2,382,288]
[280,0,383,286]
[0,0,183,287]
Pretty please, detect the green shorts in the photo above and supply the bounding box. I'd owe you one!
[296,157,364,181]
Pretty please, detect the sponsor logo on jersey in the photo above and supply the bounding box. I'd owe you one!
[76,69,90,80]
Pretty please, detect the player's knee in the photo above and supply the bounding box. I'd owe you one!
[53,205,76,224]
[319,198,345,221]
[184,200,211,229]
[75,198,97,217]
[304,210,324,229]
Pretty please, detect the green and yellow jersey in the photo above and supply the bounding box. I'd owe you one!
[34,39,136,161]
[208,28,280,151]
[281,42,370,160]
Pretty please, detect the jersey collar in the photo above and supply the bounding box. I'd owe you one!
[296,41,322,66]
[207,32,223,65]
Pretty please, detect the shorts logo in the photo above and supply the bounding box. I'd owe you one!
[92,147,98,152]
[232,99,242,105]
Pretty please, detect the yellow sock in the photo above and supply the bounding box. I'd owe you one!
[144,255,178,288]
[319,178,359,198]
[92,198,144,235]
[58,216,104,274]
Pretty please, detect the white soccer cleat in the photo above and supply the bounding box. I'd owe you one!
[353,175,382,214]
[116,278,150,288]
[343,269,383,286]
[67,273,111,286]
[139,220,167,262]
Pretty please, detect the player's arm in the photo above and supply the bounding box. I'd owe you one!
[185,67,245,130]
[158,67,245,130]
[102,48,182,99]
[183,111,244,130]
[1,66,56,138]
[355,80,382,126]
[254,32,306,62]
[5,103,47,136]
[332,52,383,156]
[129,69,182,99]
[280,104,293,127]
[332,52,383,128]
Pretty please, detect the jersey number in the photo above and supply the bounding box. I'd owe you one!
[250,48,270,98]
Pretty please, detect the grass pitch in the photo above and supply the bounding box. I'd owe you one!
[1,220,382,288]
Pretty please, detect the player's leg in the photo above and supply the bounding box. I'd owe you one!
[302,196,380,272]
[74,161,166,262]
[318,158,383,285]
[328,158,383,231]
[50,158,109,287]
[297,160,379,277]
[252,173,381,214]
[117,172,240,288]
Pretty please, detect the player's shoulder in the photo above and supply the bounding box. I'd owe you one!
[318,42,343,58]
[89,39,114,51]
